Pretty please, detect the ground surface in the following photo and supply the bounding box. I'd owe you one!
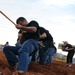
[0,50,75,75]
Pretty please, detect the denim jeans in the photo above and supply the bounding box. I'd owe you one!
[48,48,56,63]
[3,39,39,72]
[39,47,56,65]
[3,46,20,67]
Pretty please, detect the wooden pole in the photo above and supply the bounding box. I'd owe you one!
[0,11,26,33]
[0,11,16,26]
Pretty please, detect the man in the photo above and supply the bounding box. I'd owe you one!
[15,30,22,47]
[62,41,74,67]
[39,27,57,65]
[3,17,40,75]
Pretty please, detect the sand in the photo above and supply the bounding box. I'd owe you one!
[0,50,75,75]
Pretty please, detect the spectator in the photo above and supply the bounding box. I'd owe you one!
[62,41,74,67]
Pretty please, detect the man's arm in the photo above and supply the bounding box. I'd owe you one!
[15,24,37,33]
[65,48,74,51]
[40,33,47,39]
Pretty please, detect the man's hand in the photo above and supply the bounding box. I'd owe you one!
[15,24,23,29]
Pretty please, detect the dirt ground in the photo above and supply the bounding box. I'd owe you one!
[0,50,75,75]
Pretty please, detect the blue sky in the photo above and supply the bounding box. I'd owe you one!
[0,0,75,46]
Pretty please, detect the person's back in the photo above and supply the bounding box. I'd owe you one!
[39,27,55,48]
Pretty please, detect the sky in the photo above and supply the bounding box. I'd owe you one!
[0,0,75,48]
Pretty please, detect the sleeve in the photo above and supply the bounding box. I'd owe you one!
[39,27,46,34]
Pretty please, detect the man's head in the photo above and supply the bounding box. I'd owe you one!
[62,41,68,45]
[16,17,28,26]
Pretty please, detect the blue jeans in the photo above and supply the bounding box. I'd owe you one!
[3,46,20,67]
[39,47,56,65]
[3,39,39,72]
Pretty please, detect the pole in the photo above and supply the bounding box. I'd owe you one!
[0,11,16,26]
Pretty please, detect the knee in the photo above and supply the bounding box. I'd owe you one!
[3,46,9,53]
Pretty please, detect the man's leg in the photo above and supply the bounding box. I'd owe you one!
[48,48,56,63]
[69,52,74,64]
[3,46,20,67]
[39,48,46,65]
[39,47,56,65]
[17,39,39,72]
